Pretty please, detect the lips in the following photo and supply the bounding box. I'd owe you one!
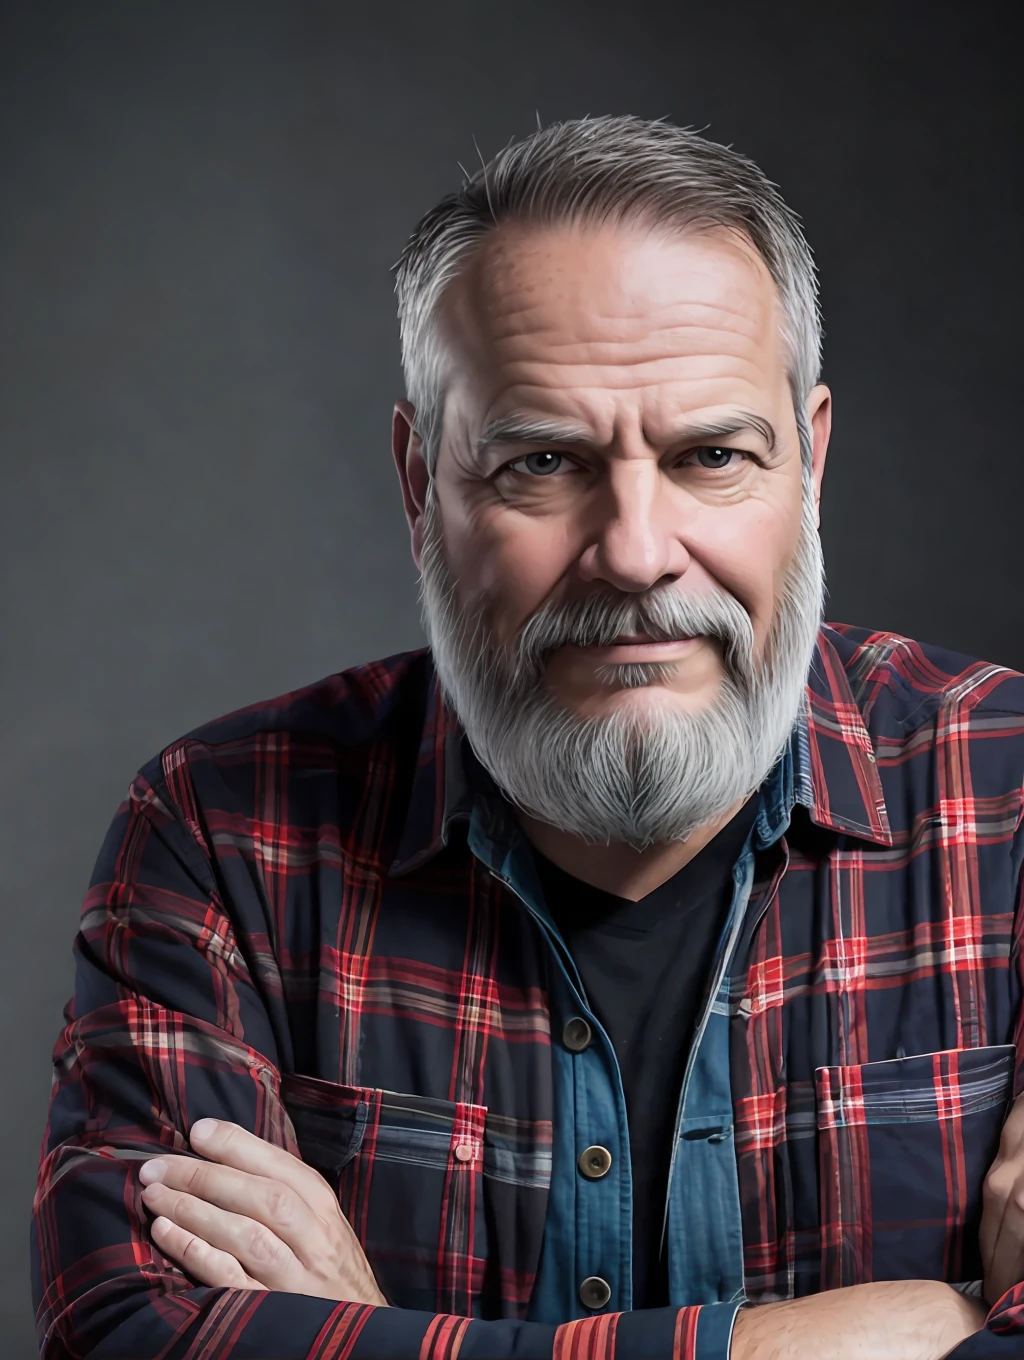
[583,636,703,663]
[607,632,693,646]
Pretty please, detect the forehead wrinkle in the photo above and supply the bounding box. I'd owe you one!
[442,229,790,463]
[465,244,777,347]
[490,348,777,402]
[482,296,770,350]
[471,216,773,300]
[478,343,775,398]
[479,296,777,369]
[445,240,784,410]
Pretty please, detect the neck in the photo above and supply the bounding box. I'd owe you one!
[516,798,748,902]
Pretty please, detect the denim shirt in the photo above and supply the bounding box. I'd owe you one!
[466,735,800,1350]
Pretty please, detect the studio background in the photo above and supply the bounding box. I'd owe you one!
[1,2,1019,1353]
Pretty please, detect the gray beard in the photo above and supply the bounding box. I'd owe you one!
[419,479,825,850]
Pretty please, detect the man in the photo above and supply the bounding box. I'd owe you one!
[31,116,1024,1359]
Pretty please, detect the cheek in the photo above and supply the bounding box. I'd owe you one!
[443,508,572,644]
[702,502,801,644]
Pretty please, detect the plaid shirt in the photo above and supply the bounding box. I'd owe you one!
[31,623,1024,1359]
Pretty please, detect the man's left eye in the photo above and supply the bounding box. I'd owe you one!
[690,446,741,469]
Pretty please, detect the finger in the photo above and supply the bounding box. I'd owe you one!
[997,1095,1024,1157]
[986,1192,1024,1307]
[150,1215,266,1290]
[140,1154,322,1264]
[141,1181,302,1290]
[188,1120,338,1215]
[981,1162,1014,1275]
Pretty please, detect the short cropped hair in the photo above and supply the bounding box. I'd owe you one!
[394,114,821,472]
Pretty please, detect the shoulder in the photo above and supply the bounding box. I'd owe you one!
[822,622,1024,725]
[134,648,434,803]
[821,623,1024,799]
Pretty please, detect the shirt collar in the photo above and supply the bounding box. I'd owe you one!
[389,671,473,876]
[795,625,892,845]
[389,626,892,876]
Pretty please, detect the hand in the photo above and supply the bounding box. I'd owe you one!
[981,1091,1024,1307]
[138,1117,387,1306]
[731,1279,986,1360]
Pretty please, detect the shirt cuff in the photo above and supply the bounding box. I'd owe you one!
[694,1300,744,1360]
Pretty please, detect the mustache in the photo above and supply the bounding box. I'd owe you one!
[508,584,756,682]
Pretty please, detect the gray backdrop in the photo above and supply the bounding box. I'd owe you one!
[1,1,1019,1353]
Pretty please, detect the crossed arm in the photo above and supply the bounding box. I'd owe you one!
[136,1107,1024,1360]
[32,778,1024,1360]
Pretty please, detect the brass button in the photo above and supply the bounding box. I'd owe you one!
[578,1144,613,1179]
[562,1017,592,1052]
[579,1275,612,1310]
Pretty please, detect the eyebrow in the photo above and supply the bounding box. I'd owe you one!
[475,414,596,457]
[475,409,777,458]
[678,412,777,451]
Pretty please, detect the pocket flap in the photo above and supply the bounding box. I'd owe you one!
[280,1072,372,1178]
[815,1044,1014,1130]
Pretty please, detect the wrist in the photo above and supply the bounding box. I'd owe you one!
[728,1281,988,1360]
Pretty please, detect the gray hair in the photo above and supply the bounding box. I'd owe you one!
[393,114,822,474]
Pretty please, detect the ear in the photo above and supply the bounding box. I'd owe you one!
[805,384,832,528]
[392,400,430,571]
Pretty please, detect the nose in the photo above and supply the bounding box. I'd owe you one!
[577,460,691,593]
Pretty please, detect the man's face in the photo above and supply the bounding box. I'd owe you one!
[423,219,827,722]
[395,217,831,848]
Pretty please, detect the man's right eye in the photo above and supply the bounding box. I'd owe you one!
[507,452,570,476]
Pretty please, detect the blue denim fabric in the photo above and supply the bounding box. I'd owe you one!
[467,734,799,1346]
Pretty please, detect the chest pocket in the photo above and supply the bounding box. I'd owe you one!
[281,1072,551,1318]
[815,1044,1014,1289]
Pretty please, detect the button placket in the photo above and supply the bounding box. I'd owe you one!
[478,847,626,1320]
[567,1013,626,1316]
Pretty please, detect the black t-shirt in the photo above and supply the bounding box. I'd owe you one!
[532,794,760,1309]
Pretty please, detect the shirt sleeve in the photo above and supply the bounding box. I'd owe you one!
[30,766,727,1360]
[943,840,1024,1359]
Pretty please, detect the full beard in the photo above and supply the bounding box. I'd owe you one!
[419,479,825,850]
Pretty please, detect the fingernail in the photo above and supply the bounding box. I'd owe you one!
[151,1216,172,1234]
[191,1118,218,1142]
[139,1159,167,1184]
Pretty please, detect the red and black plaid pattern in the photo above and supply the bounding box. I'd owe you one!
[31,625,1024,1359]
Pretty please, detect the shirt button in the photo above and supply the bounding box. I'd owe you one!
[578,1144,613,1179]
[579,1275,612,1310]
[562,1017,593,1052]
